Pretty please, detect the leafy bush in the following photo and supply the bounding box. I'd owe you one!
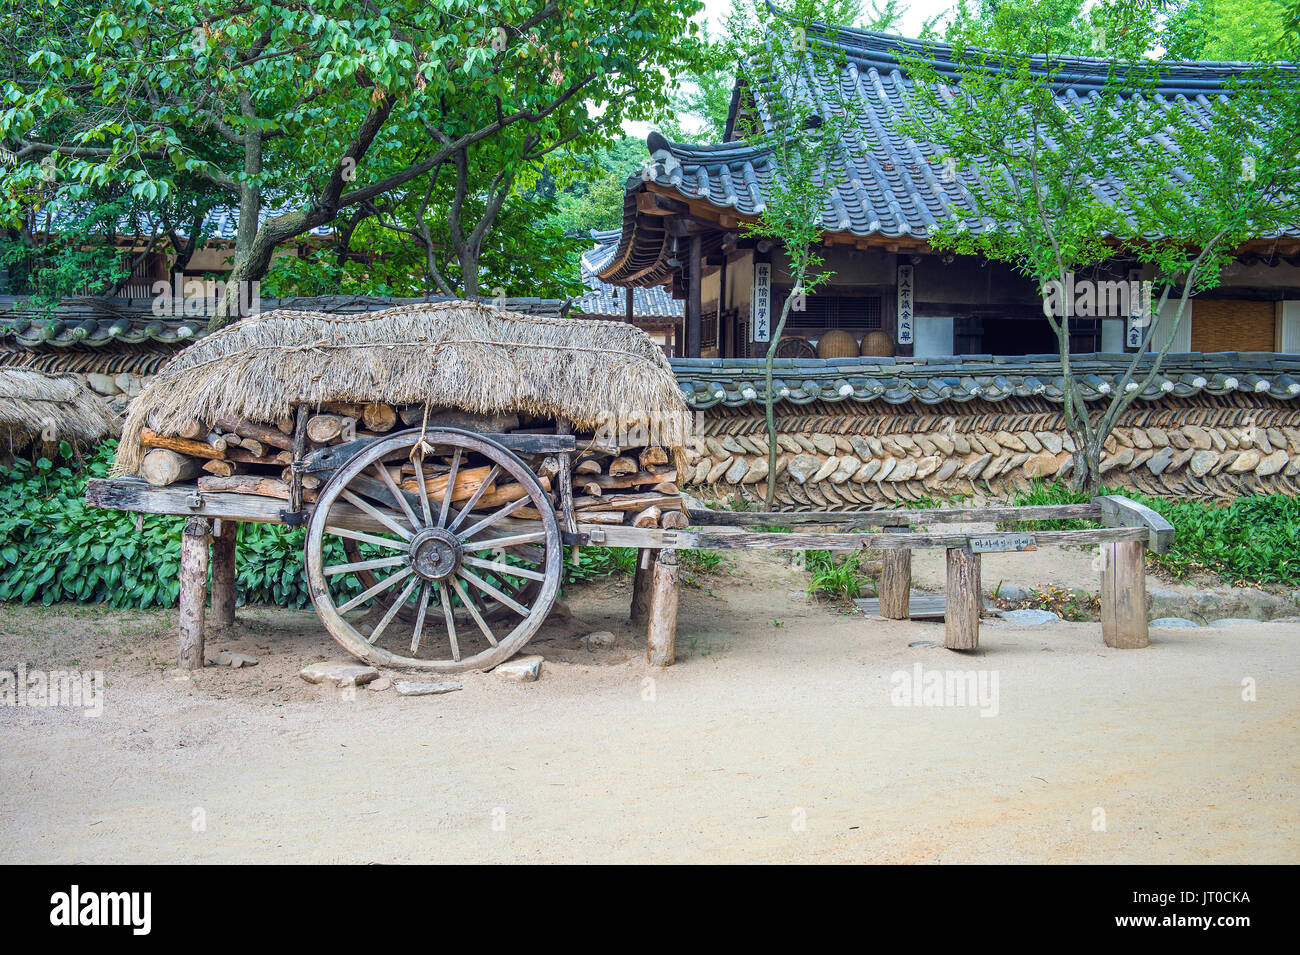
[0,442,339,608]
[0,444,663,610]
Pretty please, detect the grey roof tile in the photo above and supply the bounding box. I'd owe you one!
[671,354,1300,407]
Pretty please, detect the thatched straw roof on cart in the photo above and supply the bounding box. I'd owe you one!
[0,368,119,454]
[116,302,692,475]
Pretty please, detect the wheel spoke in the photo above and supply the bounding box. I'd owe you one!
[375,462,422,531]
[461,554,546,581]
[447,464,500,533]
[459,565,530,617]
[325,554,409,576]
[438,448,461,529]
[325,526,410,551]
[414,453,434,530]
[409,581,431,653]
[438,581,461,662]
[368,574,420,645]
[338,566,414,614]
[463,530,547,552]
[341,489,415,541]
[450,576,498,646]
[457,494,531,542]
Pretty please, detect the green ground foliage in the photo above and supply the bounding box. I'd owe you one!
[1007,482,1299,586]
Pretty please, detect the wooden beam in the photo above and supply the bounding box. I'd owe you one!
[1096,495,1173,554]
[637,190,689,216]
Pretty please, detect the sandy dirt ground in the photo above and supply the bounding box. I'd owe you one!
[1,549,1296,864]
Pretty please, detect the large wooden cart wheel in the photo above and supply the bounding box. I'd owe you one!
[305,429,563,672]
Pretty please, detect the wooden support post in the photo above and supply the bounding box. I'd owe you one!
[646,548,679,667]
[686,234,702,358]
[630,547,656,624]
[625,286,635,323]
[210,519,238,630]
[178,517,211,669]
[877,525,911,619]
[1101,539,1150,649]
[944,546,981,651]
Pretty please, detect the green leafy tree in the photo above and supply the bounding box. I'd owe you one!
[1,0,708,326]
[901,0,1300,491]
[727,0,859,506]
[1163,0,1292,60]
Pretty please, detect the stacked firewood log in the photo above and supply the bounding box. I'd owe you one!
[565,444,687,530]
[133,402,685,528]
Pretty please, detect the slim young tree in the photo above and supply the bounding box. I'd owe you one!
[727,0,858,506]
[900,0,1300,491]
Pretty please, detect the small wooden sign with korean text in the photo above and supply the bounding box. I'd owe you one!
[968,533,1037,553]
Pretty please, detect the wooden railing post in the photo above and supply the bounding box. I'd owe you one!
[178,517,211,669]
[945,545,981,651]
[646,548,679,667]
[878,526,911,619]
[1101,539,1150,649]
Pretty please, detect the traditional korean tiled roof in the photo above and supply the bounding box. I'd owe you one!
[0,294,568,351]
[671,353,1300,408]
[577,230,682,323]
[598,17,1300,285]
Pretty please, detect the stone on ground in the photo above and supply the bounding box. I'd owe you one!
[1148,617,1199,628]
[394,680,462,696]
[299,660,381,687]
[493,655,543,682]
[998,608,1060,626]
[215,651,259,668]
[584,630,616,650]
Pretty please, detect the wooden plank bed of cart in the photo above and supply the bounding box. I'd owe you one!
[88,427,1172,672]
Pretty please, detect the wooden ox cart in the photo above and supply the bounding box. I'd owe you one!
[86,303,1173,672]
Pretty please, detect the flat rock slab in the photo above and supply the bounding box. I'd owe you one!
[998,608,1060,626]
[1149,617,1199,628]
[300,661,381,687]
[394,680,462,697]
[214,651,259,668]
[493,655,543,683]
[1206,618,1266,627]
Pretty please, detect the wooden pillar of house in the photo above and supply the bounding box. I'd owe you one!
[626,286,634,323]
[686,234,702,358]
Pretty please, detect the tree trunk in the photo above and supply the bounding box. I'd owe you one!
[1071,431,1104,494]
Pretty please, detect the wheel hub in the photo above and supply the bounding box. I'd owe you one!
[408,528,463,581]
